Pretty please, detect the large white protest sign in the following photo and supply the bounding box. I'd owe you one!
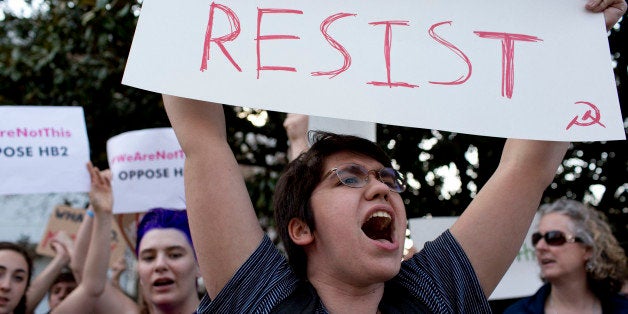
[0,106,90,195]
[123,0,624,141]
[106,128,185,214]
[409,216,542,300]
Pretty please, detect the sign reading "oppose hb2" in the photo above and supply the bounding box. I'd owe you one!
[107,128,186,214]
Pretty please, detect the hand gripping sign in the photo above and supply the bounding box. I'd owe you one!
[123,0,624,141]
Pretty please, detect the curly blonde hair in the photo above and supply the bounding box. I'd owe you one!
[538,199,628,294]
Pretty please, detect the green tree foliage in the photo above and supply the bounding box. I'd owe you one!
[0,0,167,164]
[1,1,626,248]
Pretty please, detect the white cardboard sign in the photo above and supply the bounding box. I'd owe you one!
[0,106,90,195]
[409,216,542,300]
[106,128,186,214]
[123,0,624,141]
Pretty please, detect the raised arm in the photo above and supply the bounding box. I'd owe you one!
[450,139,569,296]
[450,0,625,297]
[283,113,310,162]
[25,233,72,314]
[69,205,94,283]
[52,163,114,313]
[163,95,264,298]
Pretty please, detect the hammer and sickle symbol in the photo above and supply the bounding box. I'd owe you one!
[566,101,606,130]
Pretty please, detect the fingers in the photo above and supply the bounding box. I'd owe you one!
[603,0,627,30]
[86,161,102,185]
[49,240,66,253]
[53,230,75,253]
[585,0,627,30]
[101,169,112,181]
[86,162,111,189]
[86,162,114,213]
[49,237,72,263]
[586,0,607,12]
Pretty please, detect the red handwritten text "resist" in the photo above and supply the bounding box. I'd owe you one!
[199,3,543,99]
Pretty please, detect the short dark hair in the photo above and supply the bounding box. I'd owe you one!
[273,131,393,279]
[0,242,33,314]
[48,271,76,294]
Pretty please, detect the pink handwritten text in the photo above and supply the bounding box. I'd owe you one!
[199,3,543,98]
[0,127,72,138]
[110,149,185,165]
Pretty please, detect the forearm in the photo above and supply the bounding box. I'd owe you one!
[288,138,309,161]
[163,94,264,297]
[71,210,93,283]
[163,95,227,154]
[81,210,113,297]
[50,212,112,314]
[499,139,570,187]
[25,255,68,313]
[451,139,569,296]
[283,113,309,161]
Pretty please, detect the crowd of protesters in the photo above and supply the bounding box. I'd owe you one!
[2,1,627,313]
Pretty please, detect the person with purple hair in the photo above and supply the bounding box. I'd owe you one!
[51,163,136,314]
[135,208,201,314]
[52,164,201,314]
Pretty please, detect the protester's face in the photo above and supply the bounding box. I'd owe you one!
[47,280,77,309]
[534,213,590,282]
[137,228,199,309]
[0,250,29,314]
[306,152,406,286]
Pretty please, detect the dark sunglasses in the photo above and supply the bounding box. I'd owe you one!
[531,230,582,247]
[326,163,406,193]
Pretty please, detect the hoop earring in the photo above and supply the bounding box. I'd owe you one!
[585,259,594,272]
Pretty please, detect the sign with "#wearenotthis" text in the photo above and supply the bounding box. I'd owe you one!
[123,0,624,141]
[0,106,90,195]
[107,128,186,214]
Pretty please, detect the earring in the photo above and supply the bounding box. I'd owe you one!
[585,260,594,272]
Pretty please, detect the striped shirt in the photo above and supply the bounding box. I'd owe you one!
[196,230,491,313]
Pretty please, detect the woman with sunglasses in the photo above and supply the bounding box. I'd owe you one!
[504,199,628,313]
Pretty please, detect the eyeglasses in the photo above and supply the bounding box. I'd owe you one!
[326,163,406,193]
[531,230,582,247]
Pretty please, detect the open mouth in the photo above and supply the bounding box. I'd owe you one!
[153,278,175,287]
[361,211,393,242]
